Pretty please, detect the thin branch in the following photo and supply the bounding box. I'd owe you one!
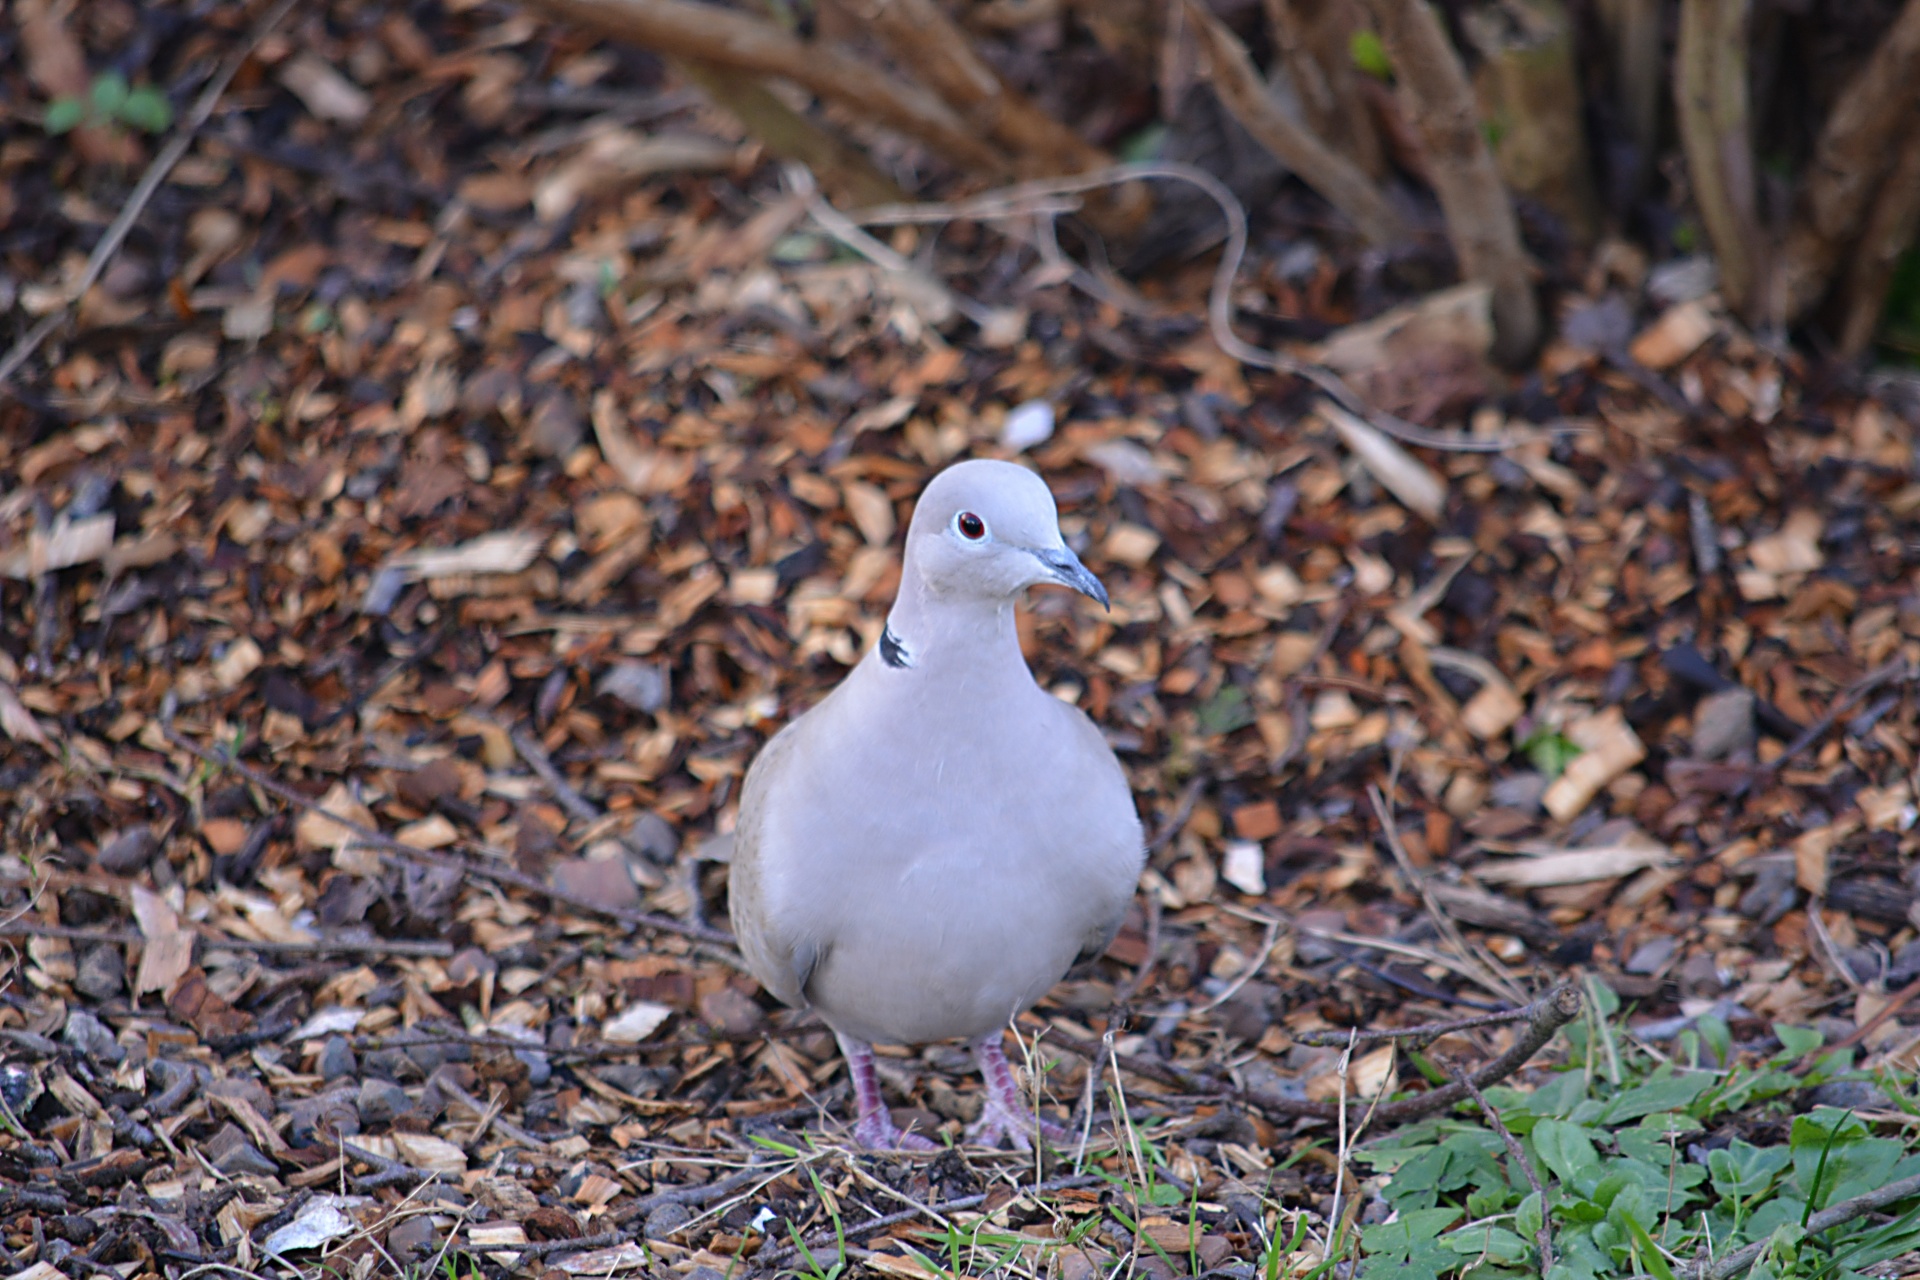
[1695,1170,1920,1280]
[0,0,300,395]
[1363,0,1540,361]
[846,162,1541,451]
[0,919,454,958]
[1674,0,1760,322]
[1774,0,1920,326]
[1182,0,1407,245]
[1838,120,1920,360]
[159,723,739,952]
[519,0,1009,176]
[1459,1072,1554,1273]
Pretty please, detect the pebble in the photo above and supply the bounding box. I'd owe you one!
[62,1010,123,1063]
[318,1035,357,1081]
[357,1078,412,1126]
[74,945,125,1001]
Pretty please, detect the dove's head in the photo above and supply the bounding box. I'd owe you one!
[901,459,1109,609]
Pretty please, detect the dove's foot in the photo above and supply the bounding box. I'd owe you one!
[840,1034,939,1151]
[967,1036,1068,1151]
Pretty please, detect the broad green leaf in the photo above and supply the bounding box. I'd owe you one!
[1532,1119,1600,1184]
[1600,1071,1715,1123]
[45,96,85,134]
[90,71,130,117]
[119,86,172,133]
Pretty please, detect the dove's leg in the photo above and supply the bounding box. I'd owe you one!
[967,1035,1068,1150]
[837,1033,937,1151]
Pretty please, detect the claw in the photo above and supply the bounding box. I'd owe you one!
[967,1035,1066,1150]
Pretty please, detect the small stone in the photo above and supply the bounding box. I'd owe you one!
[1807,1080,1891,1111]
[1624,935,1676,975]
[96,827,157,874]
[526,390,584,459]
[318,1035,357,1081]
[74,946,126,1001]
[285,1087,360,1146]
[61,1010,123,1063]
[514,1048,551,1087]
[549,856,642,910]
[385,1214,439,1263]
[1692,687,1756,761]
[622,811,679,864]
[644,1202,693,1239]
[697,986,765,1037]
[598,661,670,713]
[1489,771,1549,812]
[357,1077,412,1125]
[205,1123,278,1177]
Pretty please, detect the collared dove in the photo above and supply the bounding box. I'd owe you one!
[730,459,1144,1150]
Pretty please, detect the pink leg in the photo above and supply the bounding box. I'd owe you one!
[837,1033,937,1151]
[967,1035,1069,1151]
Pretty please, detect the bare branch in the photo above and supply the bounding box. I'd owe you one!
[1182,0,1408,246]
[1363,0,1540,361]
[1838,125,1920,360]
[1674,0,1760,321]
[674,59,907,207]
[1774,0,1920,326]
[521,0,1010,177]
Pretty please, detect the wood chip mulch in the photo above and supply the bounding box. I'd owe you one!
[4,1,1920,1276]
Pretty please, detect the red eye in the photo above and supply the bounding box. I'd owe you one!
[956,511,986,540]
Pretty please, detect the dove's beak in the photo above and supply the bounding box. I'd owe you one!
[1033,546,1110,611]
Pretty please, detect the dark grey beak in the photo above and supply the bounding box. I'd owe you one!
[1033,546,1110,610]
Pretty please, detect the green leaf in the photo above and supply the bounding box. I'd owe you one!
[1196,685,1255,736]
[1349,30,1392,80]
[118,86,172,133]
[90,71,130,118]
[45,96,85,134]
[1532,1119,1600,1184]
[1599,1070,1715,1123]
[1520,727,1581,777]
[1516,1190,1544,1241]
[1363,1208,1461,1257]
[1615,1208,1676,1280]
[1698,1013,1733,1066]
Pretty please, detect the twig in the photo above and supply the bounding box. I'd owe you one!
[1798,970,1920,1073]
[1363,0,1540,359]
[784,164,999,329]
[1692,1169,1920,1280]
[1459,1071,1554,1272]
[0,0,300,394]
[506,724,603,826]
[1043,981,1583,1129]
[846,163,1541,452]
[1764,658,1913,775]
[0,919,453,957]
[159,723,739,951]
[522,0,1007,176]
[756,1173,1104,1271]
[1293,1002,1546,1047]
[1181,0,1405,244]
[1369,783,1524,1004]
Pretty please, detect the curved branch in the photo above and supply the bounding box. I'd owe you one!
[1363,0,1541,362]
[1183,0,1408,246]
[522,0,1011,177]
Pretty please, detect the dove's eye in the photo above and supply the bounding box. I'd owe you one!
[955,512,987,540]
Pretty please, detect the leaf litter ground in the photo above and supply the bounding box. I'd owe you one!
[5,2,1920,1278]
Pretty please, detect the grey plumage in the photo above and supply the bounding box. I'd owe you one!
[729,459,1144,1149]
